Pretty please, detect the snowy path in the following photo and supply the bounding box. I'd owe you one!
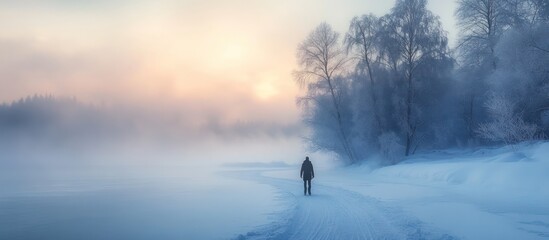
[228,170,453,240]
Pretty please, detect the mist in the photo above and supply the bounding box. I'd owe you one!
[0,94,321,240]
[3,0,548,239]
[0,95,310,178]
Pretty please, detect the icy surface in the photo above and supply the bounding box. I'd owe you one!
[1,142,548,239]
[0,166,281,240]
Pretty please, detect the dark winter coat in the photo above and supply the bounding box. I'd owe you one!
[300,160,314,180]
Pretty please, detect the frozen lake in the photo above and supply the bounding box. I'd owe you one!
[0,165,281,240]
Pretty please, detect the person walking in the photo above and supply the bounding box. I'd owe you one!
[300,156,314,196]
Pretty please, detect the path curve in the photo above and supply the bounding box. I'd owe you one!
[228,170,456,240]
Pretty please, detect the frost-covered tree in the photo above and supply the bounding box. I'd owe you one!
[294,0,549,164]
[344,14,383,133]
[465,0,549,142]
[505,0,549,25]
[298,76,356,162]
[456,0,512,69]
[294,23,357,163]
[482,21,549,137]
[455,0,513,144]
[379,0,450,156]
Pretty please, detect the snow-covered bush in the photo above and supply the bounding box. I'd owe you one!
[476,94,539,144]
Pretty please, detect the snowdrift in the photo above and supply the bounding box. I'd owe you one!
[371,142,549,199]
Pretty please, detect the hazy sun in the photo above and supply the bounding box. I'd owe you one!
[254,81,279,101]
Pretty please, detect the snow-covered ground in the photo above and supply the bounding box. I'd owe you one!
[1,142,548,239]
[232,141,549,239]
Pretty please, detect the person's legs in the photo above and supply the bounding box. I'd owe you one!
[307,179,311,195]
[303,180,307,195]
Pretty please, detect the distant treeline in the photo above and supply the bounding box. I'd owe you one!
[0,95,301,148]
[0,95,132,145]
[294,0,549,164]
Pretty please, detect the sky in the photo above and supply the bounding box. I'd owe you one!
[0,0,458,127]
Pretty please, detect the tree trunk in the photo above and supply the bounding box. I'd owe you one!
[364,53,383,131]
[360,31,383,132]
[326,77,356,163]
[467,94,475,139]
[405,63,415,156]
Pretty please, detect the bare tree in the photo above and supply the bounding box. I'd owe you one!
[505,0,549,25]
[456,0,511,69]
[455,0,511,145]
[294,23,357,163]
[456,0,549,145]
[381,0,449,156]
[344,14,384,132]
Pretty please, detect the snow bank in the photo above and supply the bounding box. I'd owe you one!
[369,141,549,202]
